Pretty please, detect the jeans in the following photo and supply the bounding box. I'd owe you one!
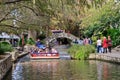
[108,46,111,53]
[97,45,102,53]
[103,48,107,53]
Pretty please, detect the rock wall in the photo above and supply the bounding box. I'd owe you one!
[89,54,120,63]
[0,55,12,80]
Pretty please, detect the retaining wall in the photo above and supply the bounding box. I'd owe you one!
[89,54,120,63]
[0,55,12,80]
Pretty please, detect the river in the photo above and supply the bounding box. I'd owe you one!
[4,45,120,80]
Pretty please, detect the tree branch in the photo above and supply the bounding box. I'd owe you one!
[1,0,30,4]
[0,24,27,29]
[22,5,48,17]
[15,19,40,26]
[0,11,11,22]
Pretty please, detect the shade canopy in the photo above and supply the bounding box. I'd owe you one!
[0,32,20,39]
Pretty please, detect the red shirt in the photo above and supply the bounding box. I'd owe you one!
[103,39,108,48]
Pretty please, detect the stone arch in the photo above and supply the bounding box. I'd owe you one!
[45,33,79,43]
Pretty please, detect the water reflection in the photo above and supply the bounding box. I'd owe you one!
[96,61,103,80]
[23,60,60,80]
[4,60,120,80]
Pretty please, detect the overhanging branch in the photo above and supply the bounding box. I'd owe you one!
[0,11,11,22]
[0,24,27,30]
[1,0,30,4]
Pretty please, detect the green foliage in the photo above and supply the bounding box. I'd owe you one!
[27,38,35,45]
[107,28,120,47]
[82,0,120,47]
[0,42,13,54]
[18,38,27,46]
[68,44,95,60]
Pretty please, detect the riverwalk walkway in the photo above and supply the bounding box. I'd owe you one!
[55,45,120,62]
[89,49,120,63]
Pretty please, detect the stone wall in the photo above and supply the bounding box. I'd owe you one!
[89,54,120,63]
[0,55,12,80]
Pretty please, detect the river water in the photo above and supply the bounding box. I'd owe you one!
[4,45,120,80]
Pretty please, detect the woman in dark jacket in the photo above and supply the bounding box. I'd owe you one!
[107,36,112,53]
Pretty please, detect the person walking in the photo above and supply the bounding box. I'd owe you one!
[88,38,93,45]
[97,37,102,53]
[83,38,89,45]
[107,36,112,53]
[103,37,108,53]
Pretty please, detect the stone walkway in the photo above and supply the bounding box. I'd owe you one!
[97,49,120,57]
[89,49,120,63]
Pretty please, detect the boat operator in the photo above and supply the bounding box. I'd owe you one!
[35,39,46,49]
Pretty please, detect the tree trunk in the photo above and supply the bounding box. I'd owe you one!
[28,30,37,40]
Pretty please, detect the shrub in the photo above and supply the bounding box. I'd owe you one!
[27,38,35,45]
[68,44,95,60]
[0,41,13,54]
[107,28,120,47]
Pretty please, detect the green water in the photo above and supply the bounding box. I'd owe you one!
[4,45,120,80]
[5,59,120,80]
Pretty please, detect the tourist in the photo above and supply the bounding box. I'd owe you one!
[97,37,102,53]
[78,38,83,45]
[83,38,89,45]
[107,36,112,53]
[102,37,108,53]
[51,48,57,53]
[35,39,41,47]
[74,39,78,44]
[88,38,93,45]
[35,39,46,49]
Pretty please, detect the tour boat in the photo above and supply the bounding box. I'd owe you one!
[30,48,60,60]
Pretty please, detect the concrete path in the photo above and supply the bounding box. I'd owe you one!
[97,49,120,57]
[89,49,120,63]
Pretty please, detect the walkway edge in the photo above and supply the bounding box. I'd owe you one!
[89,53,120,64]
[11,51,29,62]
[0,54,12,80]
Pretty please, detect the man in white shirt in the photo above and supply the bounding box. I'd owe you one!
[97,38,102,53]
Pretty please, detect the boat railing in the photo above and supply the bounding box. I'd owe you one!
[31,53,59,57]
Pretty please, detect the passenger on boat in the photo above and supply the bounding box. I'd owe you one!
[35,39,41,46]
[45,47,50,53]
[32,48,39,54]
[51,48,57,53]
[38,48,44,53]
[35,39,46,49]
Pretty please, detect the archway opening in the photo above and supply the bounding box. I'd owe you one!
[56,37,72,45]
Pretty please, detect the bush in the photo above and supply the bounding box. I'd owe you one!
[0,41,13,54]
[27,38,35,45]
[107,28,120,47]
[68,44,95,60]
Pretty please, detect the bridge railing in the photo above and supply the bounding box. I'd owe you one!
[45,32,79,43]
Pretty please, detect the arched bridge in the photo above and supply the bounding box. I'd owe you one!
[45,32,79,43]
